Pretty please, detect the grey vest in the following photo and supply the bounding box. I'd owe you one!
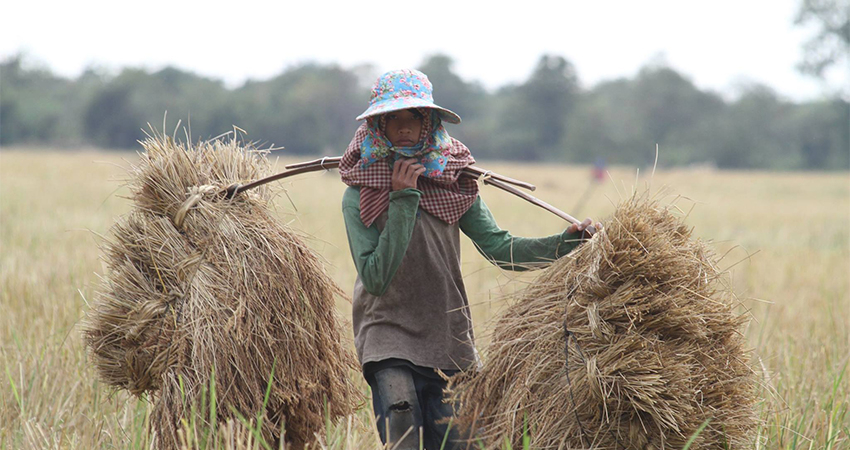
[352,208,478,371]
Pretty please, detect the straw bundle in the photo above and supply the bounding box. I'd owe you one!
[451,192,757,449]
[83,133,359,449]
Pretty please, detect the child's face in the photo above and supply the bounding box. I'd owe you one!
[383,109,423,147]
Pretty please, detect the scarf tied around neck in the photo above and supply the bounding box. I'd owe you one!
[339,111,478,227]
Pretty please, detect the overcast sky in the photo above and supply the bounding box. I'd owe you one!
[2,0,845,101]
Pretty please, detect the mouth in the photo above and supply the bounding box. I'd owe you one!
[396,139,415,146]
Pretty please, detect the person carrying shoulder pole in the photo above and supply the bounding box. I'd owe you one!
[338,69,598,450]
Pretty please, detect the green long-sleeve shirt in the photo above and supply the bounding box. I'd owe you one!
[342,186,584,297]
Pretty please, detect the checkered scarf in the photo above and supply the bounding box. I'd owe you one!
[340,122,479,227]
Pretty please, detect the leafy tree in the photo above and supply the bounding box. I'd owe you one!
[795,0,850,78]
[417,54,487,122]
[711,85,798,169]
[84,81,144,148]
[0,53,846,170]
[234,63,364,154]
[561,79,635,164]
[82,67,237,148]
[1,55,82,145]
[793,99,850,169]
[562,64,725,167]
[416,54,490,156]
[493,55,580,161]
[633,66,725,146]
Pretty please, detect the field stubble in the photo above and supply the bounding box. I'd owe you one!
[1,149,847,449]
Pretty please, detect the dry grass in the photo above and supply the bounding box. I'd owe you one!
[0,148,847,449]
[450,191,757,449]
[81,134,360,449]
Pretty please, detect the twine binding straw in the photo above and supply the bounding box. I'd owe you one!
[173,185,217,230]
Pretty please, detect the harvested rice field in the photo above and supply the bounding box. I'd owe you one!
[1,149,848,449]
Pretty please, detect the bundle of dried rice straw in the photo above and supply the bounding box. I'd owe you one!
[83,132,359,449]
[450,192,758,450]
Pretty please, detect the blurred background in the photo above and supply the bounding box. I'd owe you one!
[1,2,848,448]
[1,0,847,170]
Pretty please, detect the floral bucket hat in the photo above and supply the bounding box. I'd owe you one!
[356,69,461,124]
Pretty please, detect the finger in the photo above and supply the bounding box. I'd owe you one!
[407,167,426,184]
[567,223,578,233]
[407,164,424,179]
[403,160,420,176]
[393,158,409,174]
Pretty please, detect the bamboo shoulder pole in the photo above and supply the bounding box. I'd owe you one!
[223,157,594,235]
[284,157,536,191]
[481,177,579,224]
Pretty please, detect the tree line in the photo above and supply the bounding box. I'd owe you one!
[1,53,847,170]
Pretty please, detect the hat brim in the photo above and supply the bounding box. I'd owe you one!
[356,98,461,124]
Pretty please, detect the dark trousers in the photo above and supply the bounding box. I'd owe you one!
[366,365,465,450]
